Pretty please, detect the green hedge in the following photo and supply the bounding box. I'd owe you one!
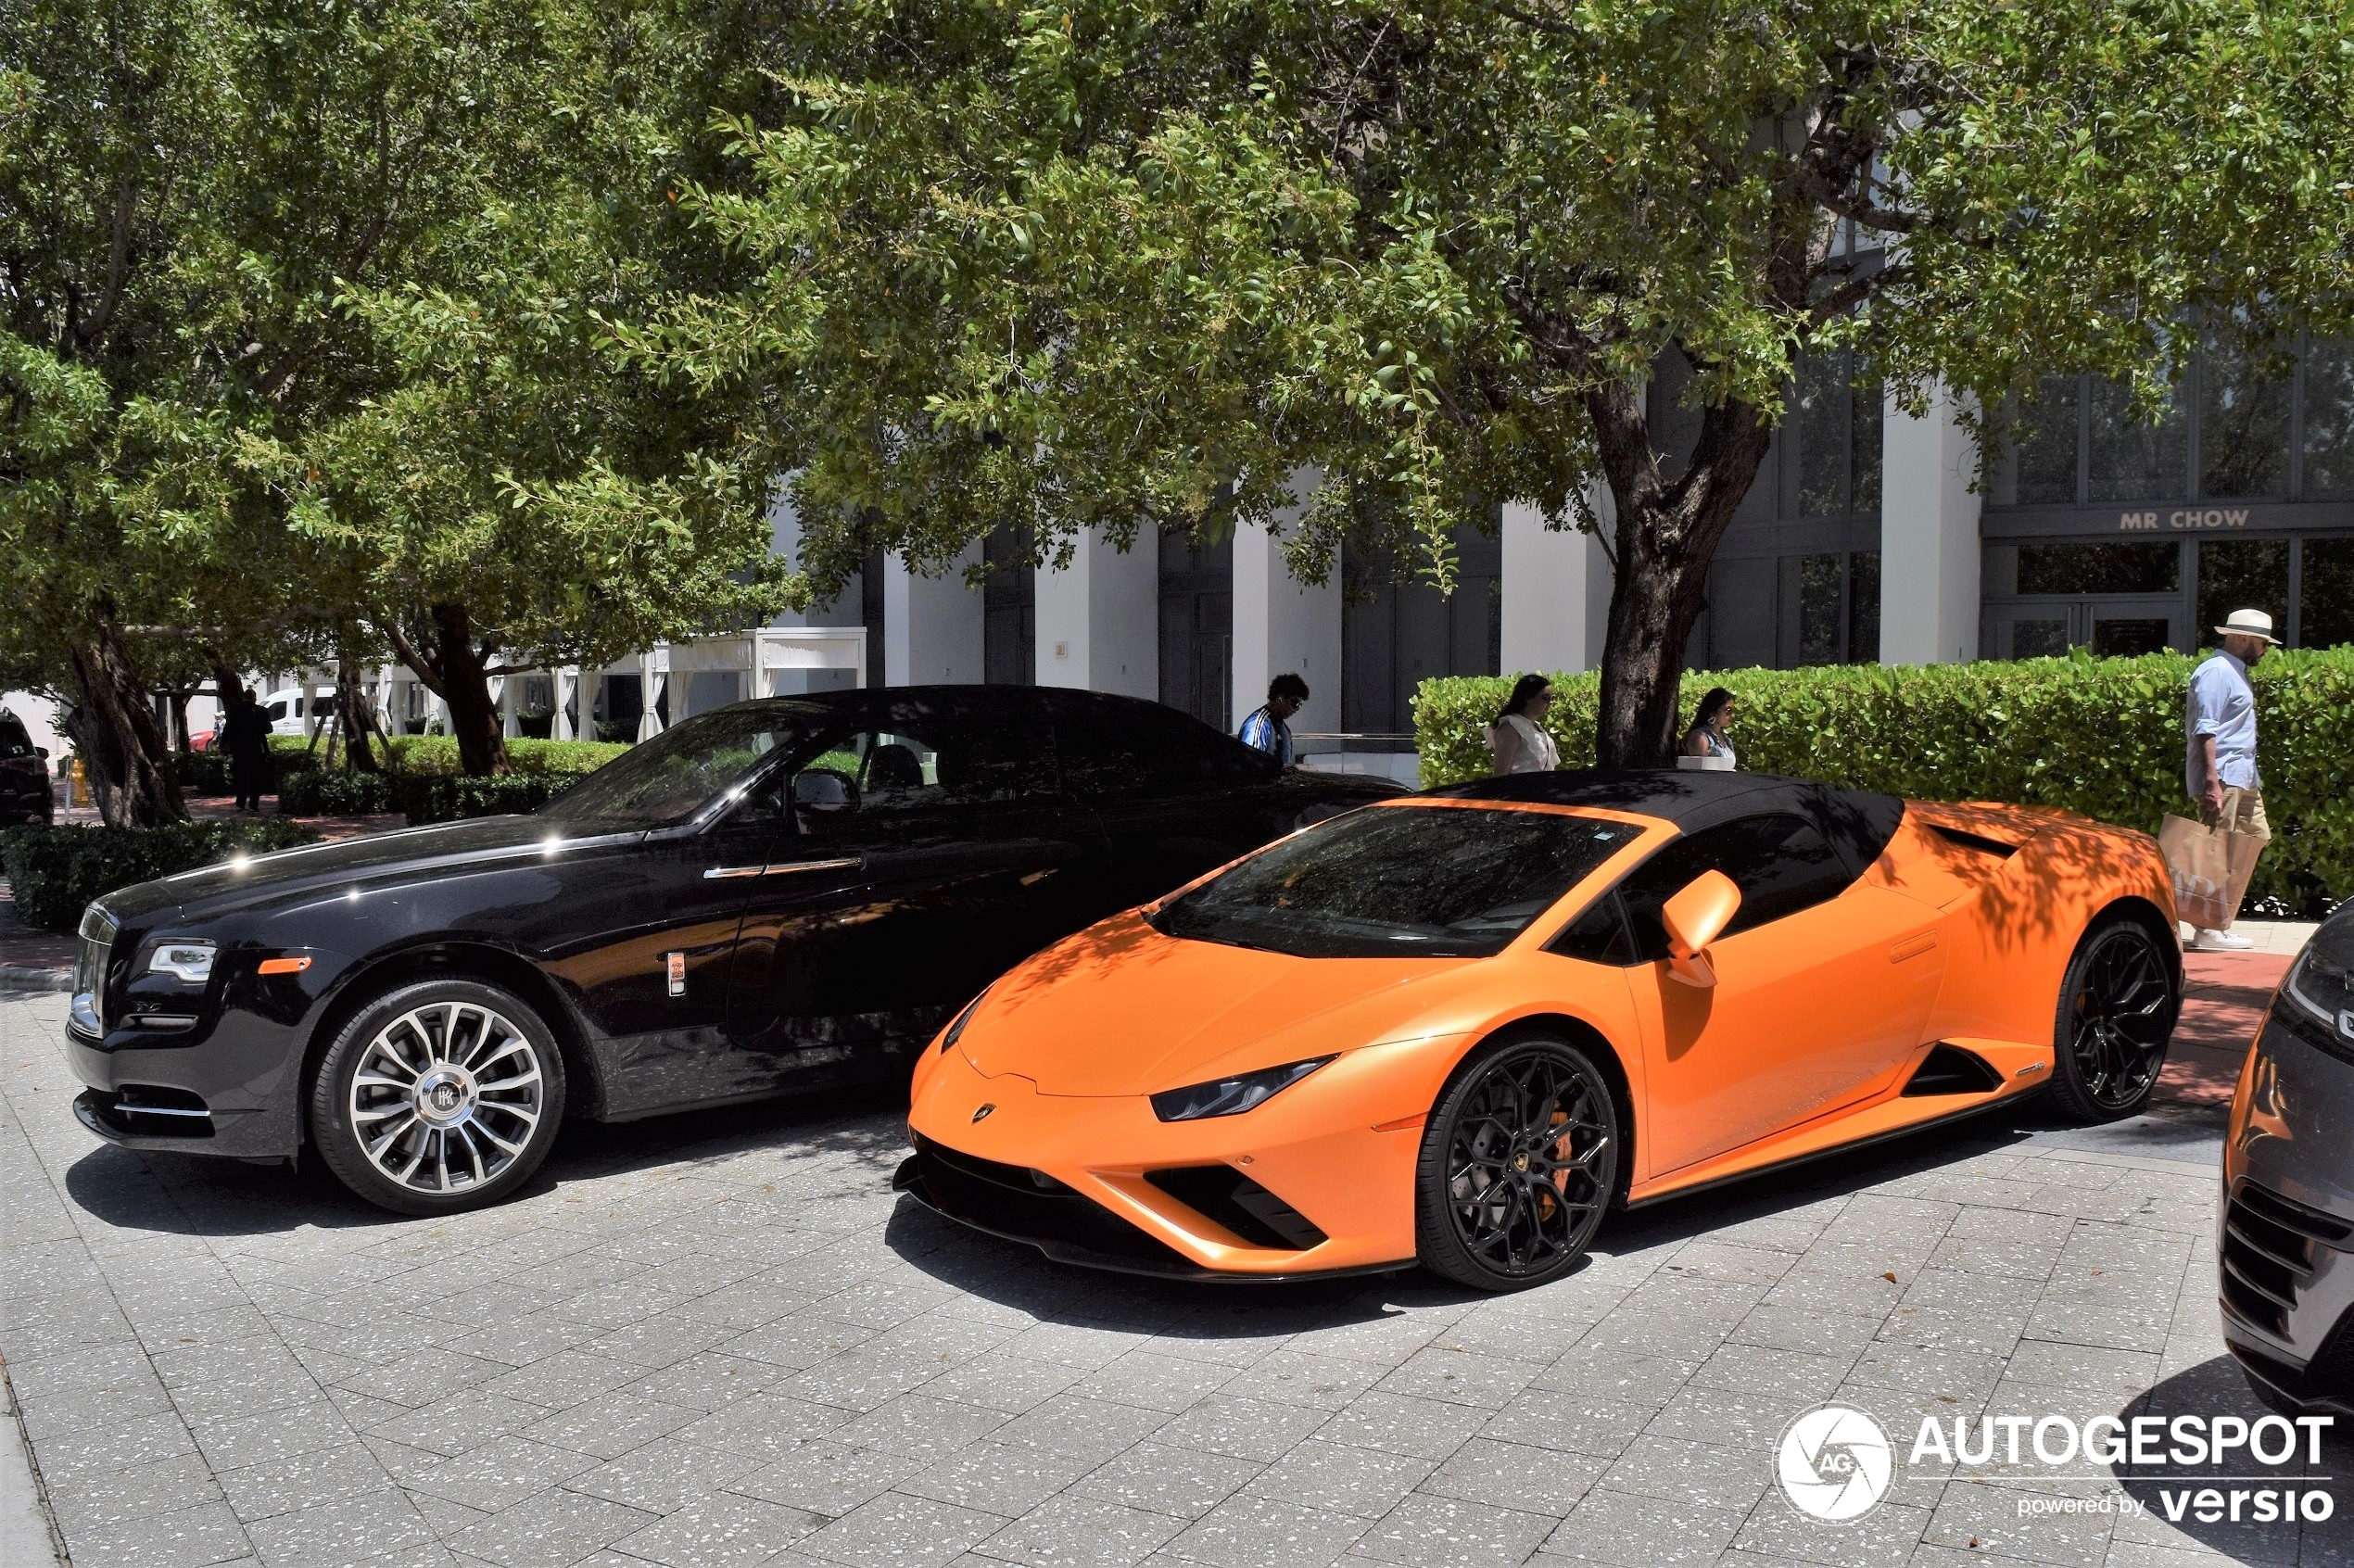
[171,751,232,795]
[399,775,568,824]
[276,770,403,816]
[1415,647,2354,916]
[1,819,321,931]
[375,736,626,778]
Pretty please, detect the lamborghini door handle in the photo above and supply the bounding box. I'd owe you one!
[705,856,864,879]
[1890,932,1941,963]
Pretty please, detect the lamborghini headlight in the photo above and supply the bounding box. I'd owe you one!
[939,988,988,1054]
[1150,1056,1335,1122]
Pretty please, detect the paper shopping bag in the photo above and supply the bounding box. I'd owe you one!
[2158,814,2234,929]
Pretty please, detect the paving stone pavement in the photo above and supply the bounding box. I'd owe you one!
[5,988,2346,1568]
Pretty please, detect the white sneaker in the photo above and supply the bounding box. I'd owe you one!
[2191,928,2256,952]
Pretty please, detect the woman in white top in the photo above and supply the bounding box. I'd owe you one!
[1678,686,1738,768]
[1486,674,1561,775]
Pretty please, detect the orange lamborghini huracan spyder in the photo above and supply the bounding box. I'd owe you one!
[895,770,2183,1292]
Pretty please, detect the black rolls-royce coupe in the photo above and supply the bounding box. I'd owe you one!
[64,687,1403,1213]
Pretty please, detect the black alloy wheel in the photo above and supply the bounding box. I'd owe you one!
[2047,914,2177,1122]
[1415,1036,1619,1292]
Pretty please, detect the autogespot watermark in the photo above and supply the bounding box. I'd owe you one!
[1776,1405,2337,1525]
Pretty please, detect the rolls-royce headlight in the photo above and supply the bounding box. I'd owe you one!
[146,940,218,985]
[1150,1056,1335,1122]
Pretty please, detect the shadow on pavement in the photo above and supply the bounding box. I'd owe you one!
[60,1079,915,1238]
[2111,1354,2352,1564]
[880,1091,2219,1338]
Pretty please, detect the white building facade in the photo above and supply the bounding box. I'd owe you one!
[714,339,2354,776]
[70,338,2339,770]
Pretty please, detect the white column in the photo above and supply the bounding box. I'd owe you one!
[1233,491,1341,738]
[1501,490,1613,677]
[551,667,577,741]
[576,667,601,740]
[637,651,668,740]
[882,544,985,686]
[1034,525,1157,699]
[1880,383,1982,665]
[496,675,520,738]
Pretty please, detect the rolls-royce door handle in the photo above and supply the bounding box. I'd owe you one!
[703,856,865,879]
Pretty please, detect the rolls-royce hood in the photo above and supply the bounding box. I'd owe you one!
[95,816,644,925]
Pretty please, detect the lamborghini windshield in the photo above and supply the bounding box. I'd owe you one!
[538,702,830,827]
[1151,805,1639,958]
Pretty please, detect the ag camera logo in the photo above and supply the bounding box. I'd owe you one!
[1778,1405,1894,1522]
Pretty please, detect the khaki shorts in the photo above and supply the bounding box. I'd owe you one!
[2208,786,2272,841]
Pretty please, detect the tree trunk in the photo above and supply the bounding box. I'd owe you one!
[379,603,512,777]
[336,660,380,773]
[431,605,509,776]
[63,620,186,827]
[1586,386,1777,769]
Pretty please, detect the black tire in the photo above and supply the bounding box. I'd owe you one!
[1414,1035,1620,1292]
[310,978,567,1216]
[2044,912,2178,1123]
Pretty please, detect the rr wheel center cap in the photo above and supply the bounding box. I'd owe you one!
[415,1068,476,1126]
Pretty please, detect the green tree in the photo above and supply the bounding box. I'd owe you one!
[1,0,785,814]
[626,0,2354,764]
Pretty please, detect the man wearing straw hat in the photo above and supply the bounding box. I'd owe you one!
[2183,608,2281,951]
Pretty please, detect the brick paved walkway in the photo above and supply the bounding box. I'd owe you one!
[5,987,2344,1568]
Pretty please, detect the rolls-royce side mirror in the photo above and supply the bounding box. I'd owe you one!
[791,768,860,816]
[1661,870,1740,988]
[35,747,49,760]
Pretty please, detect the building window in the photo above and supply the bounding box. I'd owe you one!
[2013,374,2080,505]
[1780,349,1882,520]
[2196,538,2289,649]
[1341,526,1500,735]
[2197,337,2291,499]
[981,526,1035,686]
[2016,541,2180,595]
[1848,550,1880,664]
[2305,339,2354,495]
[1784,551,1880,666]
[1999,337,2354,505]
[2303,538,2354,648]
[2086,377,2187,502]
[1157,529,1233,730]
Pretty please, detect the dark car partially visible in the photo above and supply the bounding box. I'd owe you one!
[0,709,54,826]
[62,687,1400,1215]
[2221,904,2354,1412]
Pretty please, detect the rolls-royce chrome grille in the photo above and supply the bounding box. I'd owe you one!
[71,904,118,1035]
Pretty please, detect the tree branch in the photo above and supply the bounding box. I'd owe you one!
[380,618,450,700]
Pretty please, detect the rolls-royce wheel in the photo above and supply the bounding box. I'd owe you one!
[310,979,566,1215]
[1414,1035,1620,1292]
[2044,912,2178,1123]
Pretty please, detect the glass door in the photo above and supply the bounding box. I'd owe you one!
[1984,597,2187,659]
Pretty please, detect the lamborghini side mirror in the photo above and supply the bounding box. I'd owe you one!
[1662,870,1740,988]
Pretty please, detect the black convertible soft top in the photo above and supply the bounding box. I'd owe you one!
[1433,768,1907,879]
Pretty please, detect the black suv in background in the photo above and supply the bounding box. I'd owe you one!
[0,710,53,826]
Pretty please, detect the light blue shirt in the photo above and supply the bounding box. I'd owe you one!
[1237,706,1294,767]
[2185,651,2259,796]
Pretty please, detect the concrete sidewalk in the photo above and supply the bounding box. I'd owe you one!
[3,981,2343,1568]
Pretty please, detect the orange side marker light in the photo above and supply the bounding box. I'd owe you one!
[257,956,312,975]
